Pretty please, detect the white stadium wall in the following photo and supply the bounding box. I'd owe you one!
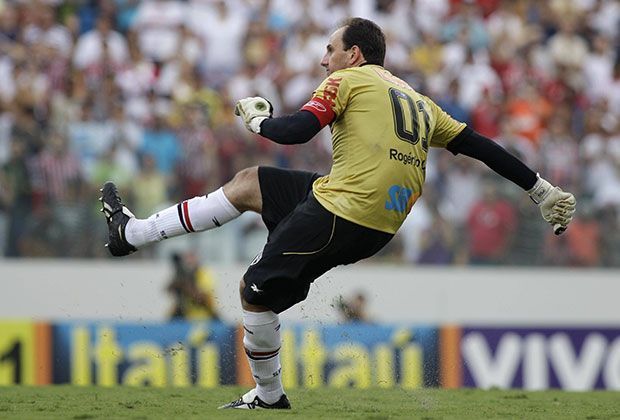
[1,260,619,325]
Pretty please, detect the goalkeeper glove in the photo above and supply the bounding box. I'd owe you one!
[234,97,273,134]
[527,174,576,235]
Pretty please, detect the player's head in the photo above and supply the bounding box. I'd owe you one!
[321,17,386,75]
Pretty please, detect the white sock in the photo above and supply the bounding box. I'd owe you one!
[242,310,284,404]
[125,187,241,248]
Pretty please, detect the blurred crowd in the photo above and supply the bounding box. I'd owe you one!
[0,0,619,266]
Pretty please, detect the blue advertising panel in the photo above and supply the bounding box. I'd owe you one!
[278,323,439,389]
[52,321,236,386]
[461,327,620,390]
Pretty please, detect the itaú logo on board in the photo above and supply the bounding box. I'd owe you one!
[461,329,620,390]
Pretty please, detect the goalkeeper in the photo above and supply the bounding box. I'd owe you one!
[100,18,575,409]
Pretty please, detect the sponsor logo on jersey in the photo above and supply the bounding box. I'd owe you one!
[302,96,336,127]
[319,77,342,108]
[305,100,327,113]
[385,184,419,213]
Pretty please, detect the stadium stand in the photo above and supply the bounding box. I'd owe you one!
[0,0,618,266]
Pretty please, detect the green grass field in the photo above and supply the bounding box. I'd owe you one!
[0,386,618,419]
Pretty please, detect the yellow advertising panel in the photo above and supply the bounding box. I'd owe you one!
[0,321,36,385]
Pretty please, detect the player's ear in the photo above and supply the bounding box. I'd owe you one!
[350,45,363,64]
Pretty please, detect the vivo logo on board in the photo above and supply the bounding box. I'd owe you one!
[461,328,620,390]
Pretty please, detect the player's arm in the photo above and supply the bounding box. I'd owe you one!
[446,127,536,190]
[260,111,322,144]
[234,97,330,145]
[235,73,343,144]
[447,127,576,234]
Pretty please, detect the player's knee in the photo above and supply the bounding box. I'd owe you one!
[224,167,261,212]
[239,278,270,312]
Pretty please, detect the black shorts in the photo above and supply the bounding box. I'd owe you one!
[243,166,394,313]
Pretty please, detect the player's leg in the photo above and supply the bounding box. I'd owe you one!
[217,282,290,410]
[100,167,261,256]
[222,196,335,410]
[220,168,321,410]
[222,197,335,410]
[222,194,394,409]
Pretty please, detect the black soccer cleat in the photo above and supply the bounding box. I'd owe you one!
[218,388,291,410]
[100,181,137,257]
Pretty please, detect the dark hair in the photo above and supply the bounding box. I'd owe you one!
[340,17,386,66]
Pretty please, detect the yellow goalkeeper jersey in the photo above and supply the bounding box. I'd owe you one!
[301,64,466,234]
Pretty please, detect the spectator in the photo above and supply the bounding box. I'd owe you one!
[90,142,132,190]
[598,205,620,267]
[539,114,580,190]
[189,0,248,86]
[107,102,142,176]
[52,178,93,257]
[167,251,220,320]
[11,105,43,155]
[456,49,502,111]
[283,23,325,76]
[397,197,432,264]
[582,34,615,102]
[129,153,168,220]
[504,81,551,149]
[603,60,620,116]
[470,87,501,139]
[410,31,444,80]
[335,291,370,323]
[441,0,490,52]
[131,0,185,63]
[417,207,456,265]
[564,205,601,266]
[23,4,73,58]
[466,179,517,265]
[0,3,19,44]
[412,0,449,37]
[0,140,32,257]
[139,114,180,176]
[0,0,617,266]
[176,103,219,198]
[508,195,547,266]
[30,131,82,205]
[67,100,115,178]
[73,16,130,80]
[580,110,620,210]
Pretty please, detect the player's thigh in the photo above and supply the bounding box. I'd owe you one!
[242,194,336,313]
[258,166,321,233]
[242,195,394,313]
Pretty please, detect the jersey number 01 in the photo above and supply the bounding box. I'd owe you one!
[389,88,430,151]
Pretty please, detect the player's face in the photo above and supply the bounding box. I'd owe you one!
[321,27,352,75]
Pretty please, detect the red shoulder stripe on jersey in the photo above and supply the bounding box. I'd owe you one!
[301,96,335,128]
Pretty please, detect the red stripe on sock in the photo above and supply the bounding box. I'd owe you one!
[182,200,195,232]
[245,347,280,360]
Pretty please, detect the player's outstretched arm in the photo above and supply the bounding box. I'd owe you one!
[234,96,322,144]
[446,127,576,235]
